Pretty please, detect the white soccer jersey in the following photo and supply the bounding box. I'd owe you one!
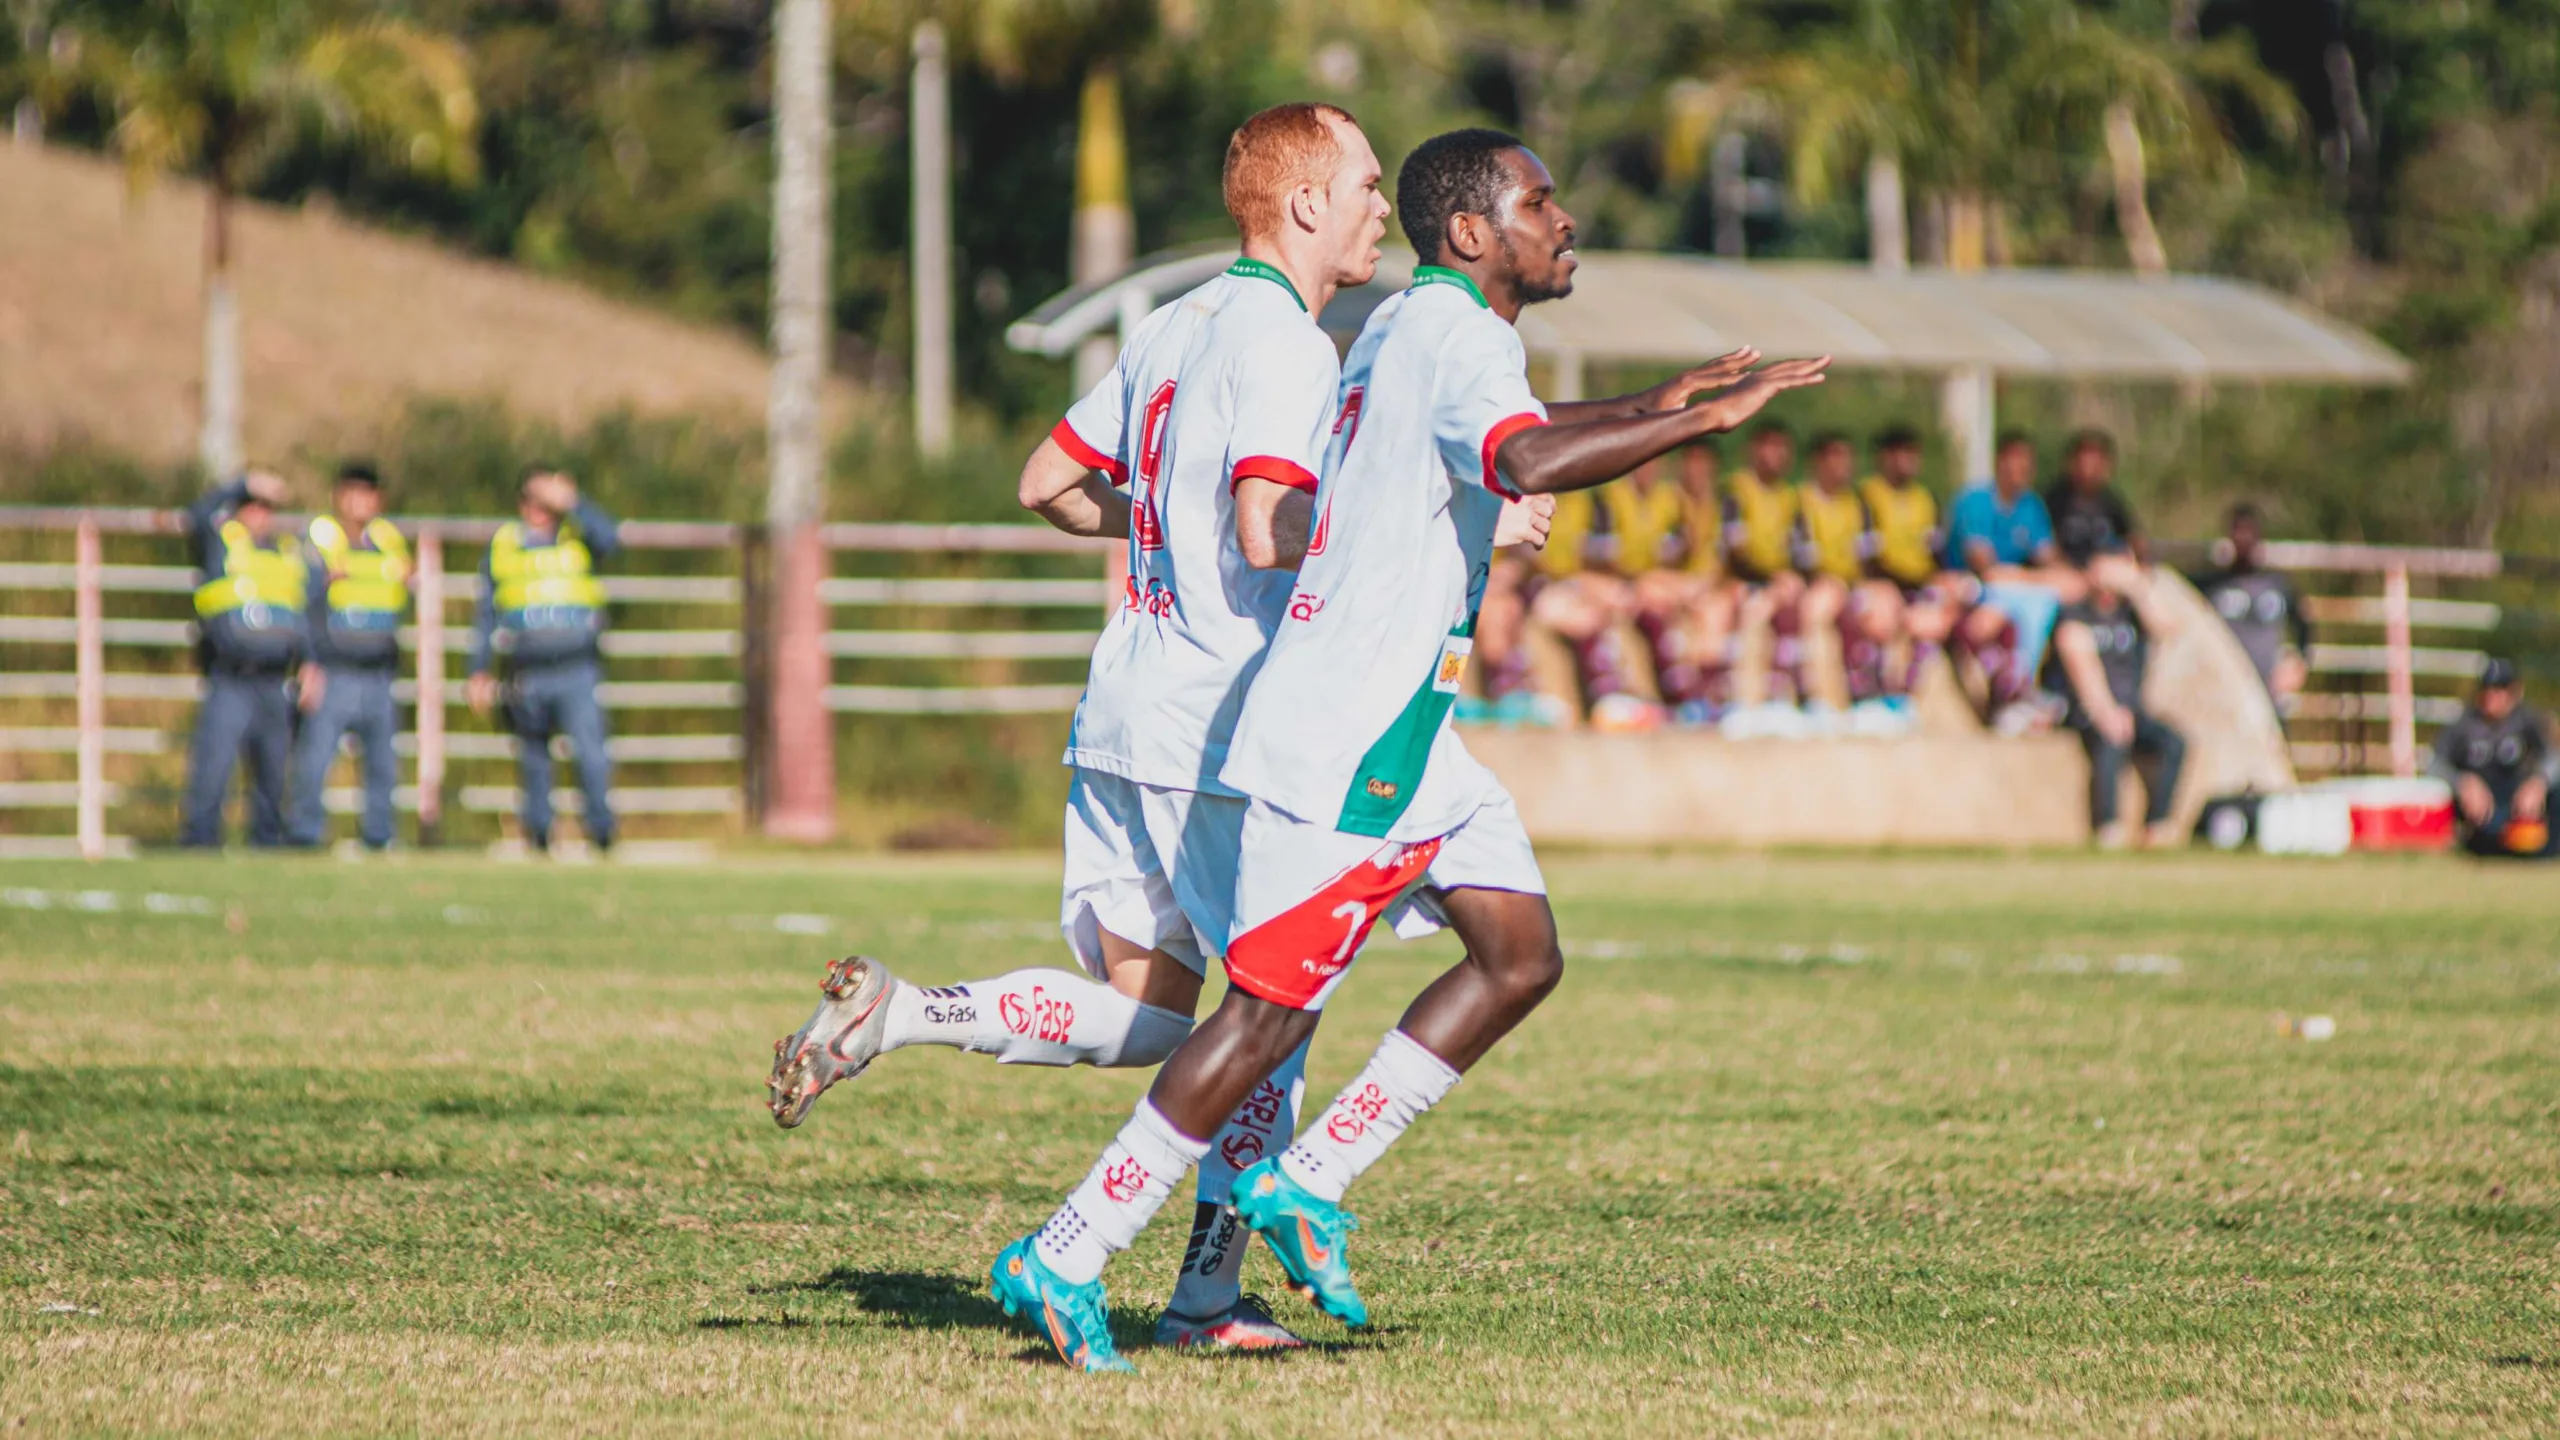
[1219,267,1548,841]
[1051,259,1341,795]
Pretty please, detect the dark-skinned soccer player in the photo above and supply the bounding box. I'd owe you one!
[990,128,1829,1373]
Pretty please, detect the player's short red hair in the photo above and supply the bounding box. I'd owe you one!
[1223,102,1358,244]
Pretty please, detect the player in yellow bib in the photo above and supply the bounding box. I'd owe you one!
[1721,421,1809,705]
[1523,452,1702,728]
[1858,423,1968,702]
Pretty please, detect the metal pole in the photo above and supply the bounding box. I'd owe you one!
[415,530,446,840]
[2382,561,2415,778]
[911,22,955,459]
[74,516,104,861]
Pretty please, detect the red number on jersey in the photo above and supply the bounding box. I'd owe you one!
[1308,385,1362,558]
[1133,380,1175,552]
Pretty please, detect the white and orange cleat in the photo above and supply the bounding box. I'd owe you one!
[1152,1294,1309,1352]
[766,955,895,1129]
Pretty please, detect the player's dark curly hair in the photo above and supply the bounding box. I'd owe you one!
[1396,128,1526,265]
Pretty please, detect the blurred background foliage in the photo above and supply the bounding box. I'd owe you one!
[4,0,2557,551]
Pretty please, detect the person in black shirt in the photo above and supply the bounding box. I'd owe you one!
[2192,503,2311,710]
[2043,428,2145,568]
[2430,658,2556,858]
[2048,566,2186,847]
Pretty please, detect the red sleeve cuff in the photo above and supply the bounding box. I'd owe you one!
[1050,418,1127,486]
[1479,412,1546,501]
[1229,455,1320,494]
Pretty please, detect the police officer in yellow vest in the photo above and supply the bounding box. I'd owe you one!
[287,463,411,850]
[467,466,621,853]
[180,469,307,847]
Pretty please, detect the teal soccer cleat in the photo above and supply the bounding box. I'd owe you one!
[1229,1158,1368,1328]
[991,1237,1135,1374]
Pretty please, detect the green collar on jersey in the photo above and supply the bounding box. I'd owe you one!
[1225,256,1308,312]
[1410,265,1489,308]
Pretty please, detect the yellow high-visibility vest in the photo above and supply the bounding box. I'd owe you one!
[490,521,605,612]
[308,516,410,619]
[193,520,306,619]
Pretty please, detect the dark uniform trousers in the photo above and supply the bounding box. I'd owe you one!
[508,657,616,847]
[288,666,401,849]
[181,668,296,847]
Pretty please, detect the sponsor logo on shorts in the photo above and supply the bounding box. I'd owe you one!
[1100,1154,1152,1204]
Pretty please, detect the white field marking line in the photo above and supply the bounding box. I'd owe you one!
[4,888,216,916]
[2033,953,2186,976]
[1560,938,1873,964]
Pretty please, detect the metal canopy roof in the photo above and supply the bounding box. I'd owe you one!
[1009,244,2411,385]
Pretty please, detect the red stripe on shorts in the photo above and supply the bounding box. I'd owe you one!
[1224,837,1444,1010]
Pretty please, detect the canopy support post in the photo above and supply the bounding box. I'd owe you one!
[1940,365,1995,488]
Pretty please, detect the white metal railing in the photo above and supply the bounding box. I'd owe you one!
[0,505,1111,857]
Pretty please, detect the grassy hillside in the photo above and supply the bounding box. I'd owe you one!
[0,142,853,479]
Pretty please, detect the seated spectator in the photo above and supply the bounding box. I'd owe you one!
[1463,547,1568,727]
[1516,438,1732,729]
[2048,566,2186,848]
[1531,459,1684,729]
[1721,420,1809,704]
[1945,432,2082,730]
[1792,431,1894,707]
[2432,658,2556,859]
[2192,502,2310,712]
[1859,424,1961,700]
[2044,428,2147,566]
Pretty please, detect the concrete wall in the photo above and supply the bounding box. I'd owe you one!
[1464,729,2090,847]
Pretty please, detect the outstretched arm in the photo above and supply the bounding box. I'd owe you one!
[1018,436,1132,539]
[1497,357,1830,498]
[1543,349,1763,424]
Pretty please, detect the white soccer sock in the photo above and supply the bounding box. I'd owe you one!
[1167,1038,1309,1318]
[1278,1029,1461,1204]
[879,968,1191,1067]
[1034,1100,1208,1286]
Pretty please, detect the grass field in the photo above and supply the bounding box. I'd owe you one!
[3,849,2556,1436]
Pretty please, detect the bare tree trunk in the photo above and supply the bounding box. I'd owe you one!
[764,0,836,842]
[1071,62,1133,392]
[1711,132,1748,258]
[198,178,243,479]
[1865,153,1907,273]
[2104,101,2170,276]
[909,21,954,459]
[1913,191,1948,267]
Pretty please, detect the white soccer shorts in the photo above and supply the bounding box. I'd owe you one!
[1222,787,1546,1011]
[1058,767,1246,979]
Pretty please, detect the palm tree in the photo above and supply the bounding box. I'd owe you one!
[56,0,476,477]
[1669,0,2295,274]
